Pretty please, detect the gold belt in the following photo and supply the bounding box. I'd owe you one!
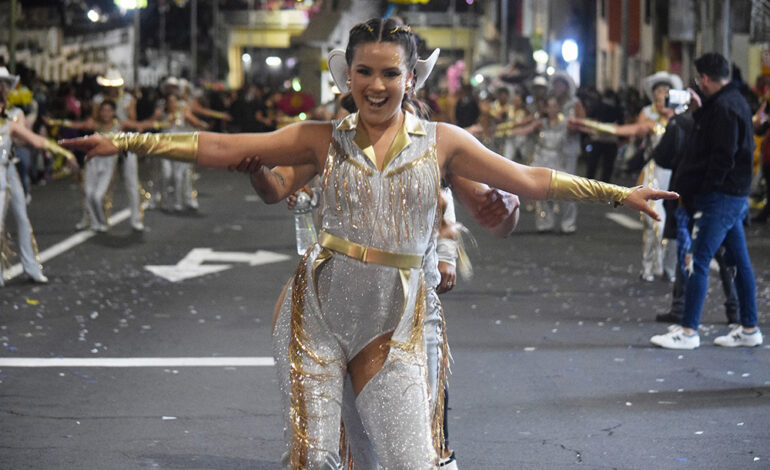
[318,231,423,269]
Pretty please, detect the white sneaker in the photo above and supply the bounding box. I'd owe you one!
[714,326,763,348]
[650,328,700,349]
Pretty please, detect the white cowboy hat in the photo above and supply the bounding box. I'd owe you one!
[327,48,441,93]
[549,71,576,97]
[96,68,124,87]
[163,76,180,89]
[643,71,683,101]
[0,66,20,89]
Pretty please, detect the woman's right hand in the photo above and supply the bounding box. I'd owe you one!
[59,134,119,160]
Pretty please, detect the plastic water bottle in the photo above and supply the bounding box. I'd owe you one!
[294,192,317,255]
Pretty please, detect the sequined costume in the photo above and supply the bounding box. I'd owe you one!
[272,112,441,469]
[638,105,675,281]
[532,114,575,232]
[339,187,457,468]
[0,108,45,284]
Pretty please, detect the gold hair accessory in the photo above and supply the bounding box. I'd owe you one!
[44,139,75,162]
[547,170,637,207]
[105,132,198,164]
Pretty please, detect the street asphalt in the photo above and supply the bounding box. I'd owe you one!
[0,166,768,469]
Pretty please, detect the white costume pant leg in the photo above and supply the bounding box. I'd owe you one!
[559,151,579,233]
[84,156,117,229]
[121,152,143,227]
[161,159,174,210]
[179,162,197,208]
[0,164,44,280]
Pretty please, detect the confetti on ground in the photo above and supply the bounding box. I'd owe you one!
[524,347,536,352]
[162,416,177,421]
[694,431,704,435]
[25,299,39,305]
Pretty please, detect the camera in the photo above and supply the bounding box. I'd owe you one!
[666,89,691,109]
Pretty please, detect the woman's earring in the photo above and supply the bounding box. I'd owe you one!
[346,79,351,88]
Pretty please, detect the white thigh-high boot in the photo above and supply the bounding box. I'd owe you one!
[354,358,437,469]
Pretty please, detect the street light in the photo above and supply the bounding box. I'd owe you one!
[87,9,100,22]
[561,39,579,63]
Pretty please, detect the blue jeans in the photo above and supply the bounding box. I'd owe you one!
[682,192,757,330]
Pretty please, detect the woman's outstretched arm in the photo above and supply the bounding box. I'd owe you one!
[437,122,678,221]
[60,121,332,171]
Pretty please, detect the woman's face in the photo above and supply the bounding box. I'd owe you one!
[99,103,115,122]
[653,84,670,107]
[546,97,560,119]
[348,41,413,126]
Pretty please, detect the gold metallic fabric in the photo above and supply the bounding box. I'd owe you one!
[318,231,423,269]
[580,118,618,135]
[547,169,636,207]
[105,132,198,163]
[43,139,75,162]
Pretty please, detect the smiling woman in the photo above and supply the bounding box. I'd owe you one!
[60,16,678,469]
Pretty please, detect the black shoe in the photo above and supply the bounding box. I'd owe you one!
[655,312,683,324]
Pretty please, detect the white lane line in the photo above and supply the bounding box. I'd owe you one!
[7,208,131,280]
[0,356,275,367]
[605,212,644,230]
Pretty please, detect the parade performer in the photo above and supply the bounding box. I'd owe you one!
[160,78,209,211]
[230,154,519,469]
[573,71,681,281]
[63,18,676,468]
[0,67,77,286]
[91,68,147,231]
[47,101,161,232]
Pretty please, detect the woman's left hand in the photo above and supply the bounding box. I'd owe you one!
[436,261,456,294]
[622,187,679,221]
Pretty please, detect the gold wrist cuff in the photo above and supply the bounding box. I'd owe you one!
[48,118,72,127]
[581,119,618,135]
[547,170,637,207]
[105,132,198,163]
[152,120,170,130]
[44,139,75,161]
[209,111,227,120]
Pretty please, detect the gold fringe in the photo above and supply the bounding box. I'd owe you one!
[431,299,452,458]
[288,247,334,469]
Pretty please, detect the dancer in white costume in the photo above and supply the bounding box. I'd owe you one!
[64,18,676,468]
[47,101,159,231]
[572,71,682,281]
[0,67,77,286]
[92,69,147,231]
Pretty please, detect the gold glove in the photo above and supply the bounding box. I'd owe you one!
[579,118,618,135]
[105,132,198,163]
[152,120,170,130]
[547,170,637,207]
[208,111,228,120]
[44,139,75,162]
[47,118,73,128]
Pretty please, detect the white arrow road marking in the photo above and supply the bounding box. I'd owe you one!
[145,248,291,282]
[605,212,644,230]
[0,357,275,367]
[6,209,131,280]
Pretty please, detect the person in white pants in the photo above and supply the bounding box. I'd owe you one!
[0,67,77,286]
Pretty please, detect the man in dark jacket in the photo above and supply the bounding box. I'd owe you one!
[652,110,739,326]
[650,53,762,350]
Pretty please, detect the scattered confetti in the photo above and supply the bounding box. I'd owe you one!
[625,402,632,406]
[25,299,39,305]
[524,347,536,352]
[162,416,177,421]
[694,431,704,435]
